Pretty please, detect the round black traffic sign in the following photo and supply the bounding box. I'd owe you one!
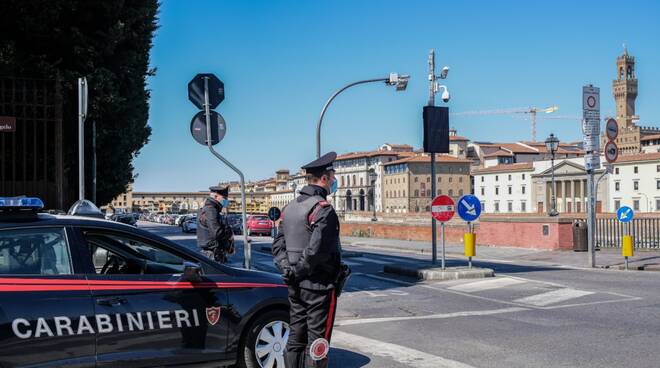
[605,118,619,141]
[188,73,225,110]
[190,111,226,146]
[268,207,281,221]
[605,141,619,163]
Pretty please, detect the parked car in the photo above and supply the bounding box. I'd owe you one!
[227,214,243,235]
[0,196,289,368]
[178,214,196,227]
[246,215,273,236]
[182,217,197,233]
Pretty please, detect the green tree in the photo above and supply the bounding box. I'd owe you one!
[0,0,158,207]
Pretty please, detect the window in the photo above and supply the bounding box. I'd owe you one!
[634,181,639,191]
[507,202,513,212]
[481,202,486,212]
[656,199,660,211]
[521,201,527,212]
[426,189,431,197]
[0,228,72,275]
[414,190,419,197]
[657,165,660,173]
[508,187,512,195]
[481,187,485,196]
[426,177,430,183]
[615,182,620,191]
[495,187,499,195]
[657,180,660,190]
[481,177,484,182]
[360,177,363,186]
[415,177,418,183]
[448,189,454,196]
[634,166,638,174]
[615,168,619,175]
[84,231,193,275]
[495,175,499,182]
[494,201,500,212]
[615,200,621,210]
[449,177,453,183]
[459,177,463,183]
[522,186,526,194]
[508,175,512,181]
[522,174,526,180]
[633,200,640,211]
[459,189,464,196]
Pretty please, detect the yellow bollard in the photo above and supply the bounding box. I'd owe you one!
[622,235,633,270]
[622,235,634,257]
[464,233,476,257]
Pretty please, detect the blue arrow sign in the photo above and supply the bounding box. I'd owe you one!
[616,206,634,223]
[457,195,482,222]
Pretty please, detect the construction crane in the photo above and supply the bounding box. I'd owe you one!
[451,106,580,142]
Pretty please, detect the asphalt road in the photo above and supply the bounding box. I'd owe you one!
[141,221,660,368]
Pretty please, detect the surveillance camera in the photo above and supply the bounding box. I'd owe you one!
[440,66,450,79]
[442,89,450,102]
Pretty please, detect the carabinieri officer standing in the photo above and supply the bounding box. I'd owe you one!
[272,152,342,368]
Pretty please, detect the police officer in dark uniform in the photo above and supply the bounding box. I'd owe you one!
[196,184,234,263]
[272,152,344,368]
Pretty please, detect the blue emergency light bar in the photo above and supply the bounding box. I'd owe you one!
[0,197,45,210]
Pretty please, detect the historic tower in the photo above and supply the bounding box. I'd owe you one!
[612,47,638,128]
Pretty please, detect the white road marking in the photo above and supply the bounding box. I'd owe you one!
[332,330,477,368]
[335,306,528,326]
[447,277,526,293]
[514,288,594,307]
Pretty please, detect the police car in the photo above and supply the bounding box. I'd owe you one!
[0,197,290,368]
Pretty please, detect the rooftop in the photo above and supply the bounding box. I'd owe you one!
[472,162,535,174]
[483,149,514,158]
[384,154,472,166]
[615,152,660,163]
[336,150,401,160]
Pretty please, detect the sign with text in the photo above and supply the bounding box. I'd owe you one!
[0,116,16,132]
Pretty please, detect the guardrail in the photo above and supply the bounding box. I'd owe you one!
[596,218,660,249]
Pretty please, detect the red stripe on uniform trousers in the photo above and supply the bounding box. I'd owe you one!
[325,289,336,340]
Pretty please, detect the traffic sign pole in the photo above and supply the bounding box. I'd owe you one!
[199,75,251,269]
[583,85,600,268]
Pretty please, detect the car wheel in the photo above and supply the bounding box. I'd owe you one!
[238,310,290,368]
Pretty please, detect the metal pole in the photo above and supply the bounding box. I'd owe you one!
[316,78,388,158]
[203,77,251,269]
[78,78,86,200]
[550,154,557,214]
[587,170,596,267]
[441,222,446,270]
[92,120,97,205]
[429,49,438,265]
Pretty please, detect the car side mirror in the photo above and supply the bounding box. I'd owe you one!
[182,261,202,282]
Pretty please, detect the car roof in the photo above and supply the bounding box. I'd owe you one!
[0,213,142,231]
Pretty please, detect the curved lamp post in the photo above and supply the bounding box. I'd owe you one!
[545,133,560,216]
[316,73,410,158]
[368,168,378,221]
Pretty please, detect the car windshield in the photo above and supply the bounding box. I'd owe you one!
[253,216,269,221]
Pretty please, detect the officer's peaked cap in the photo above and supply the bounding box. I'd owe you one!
[209,183,229,196]
[301,152,337,175]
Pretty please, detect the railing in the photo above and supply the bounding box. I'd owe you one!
[596,218,660,249]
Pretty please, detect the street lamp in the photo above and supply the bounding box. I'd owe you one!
[368,168,378,221]
[545,133,560,217]
[316,73,410,158]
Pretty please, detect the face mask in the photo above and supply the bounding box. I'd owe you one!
[329,177,338,194]
[220,198,229,208]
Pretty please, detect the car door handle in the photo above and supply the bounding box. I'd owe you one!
[96,297,127,307]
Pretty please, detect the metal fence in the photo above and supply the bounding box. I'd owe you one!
[596,218,660,249]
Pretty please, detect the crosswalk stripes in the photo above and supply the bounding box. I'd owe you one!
[513,288,595,307]
[447,277,526,293]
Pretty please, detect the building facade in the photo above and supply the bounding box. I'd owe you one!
[382,155,471,213]
[473,163,535,214]
[609,152,660,212]
[334,150,401,213]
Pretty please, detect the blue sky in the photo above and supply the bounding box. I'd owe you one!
[133,0,660,191]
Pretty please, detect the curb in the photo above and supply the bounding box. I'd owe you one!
[384,265,494,281]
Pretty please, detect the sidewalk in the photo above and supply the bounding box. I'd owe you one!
[341,236,660,271]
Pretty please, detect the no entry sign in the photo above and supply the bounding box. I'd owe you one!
[431,195,455,222]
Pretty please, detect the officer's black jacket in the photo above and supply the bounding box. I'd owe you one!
[196,197,232,250]
[272,185,341,290]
